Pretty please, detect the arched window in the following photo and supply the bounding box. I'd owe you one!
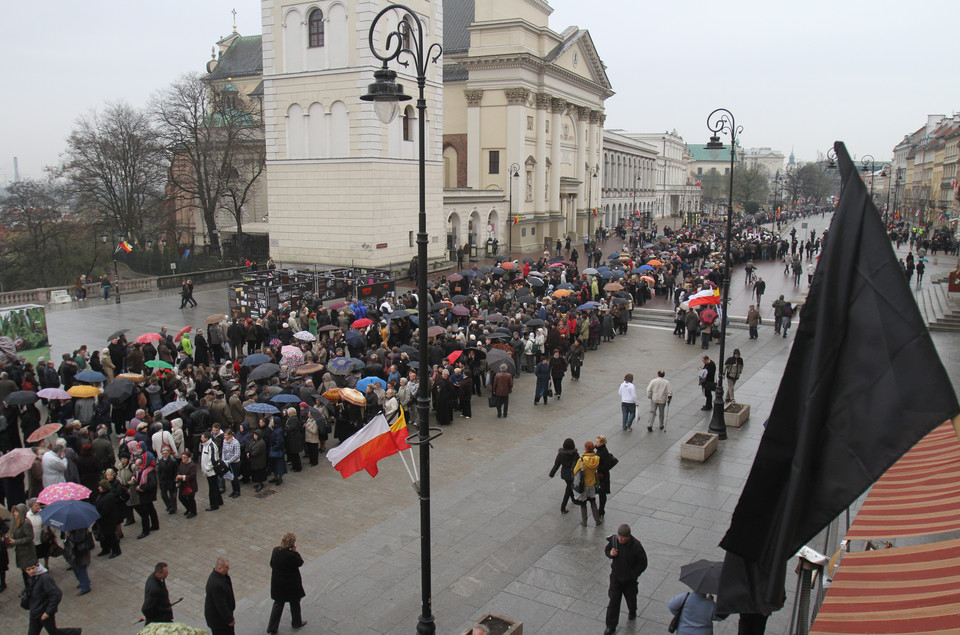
[401,16,412,51]
[402,105,415,142]
[308,9,324,48]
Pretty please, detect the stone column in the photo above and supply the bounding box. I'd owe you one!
[505,88,529,220]
[464,89,483,190]
[550,98,564,216]
[575,105,590,237]
[535,93,550,215]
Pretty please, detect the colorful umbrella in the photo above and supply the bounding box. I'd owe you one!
[0,448,38,478]
[351,318,374,329]
[293,330,316,342]
[640,275,656,284]
[38,499,100,531]
[603,282,624,292]
[174,326,192,342]
[322,388,342,401]
[295,363,324,375]
[340,387,366,406]
[67,385,101,399]
[280,349,305,369]
[135,333,163,344]
[699,308,718,324]
[647,259,663,266]
[36,388,71,400]
[553,289,573,298]
[447,273,463,282]
[26,423,63,443]
[145,360,174,370]
[500,261,517,270]
[39,482,92,505]
[356,376,387,393]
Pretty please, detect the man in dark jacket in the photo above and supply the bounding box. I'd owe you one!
[205,557,236,635]
[491,364,513,418]
[25,563,80,635]
[142,562,174,624]
[267,532,307,633]
[699,355,717,411]
[284,409,303,472]
[603,524,648,635]
[94,480,121,558]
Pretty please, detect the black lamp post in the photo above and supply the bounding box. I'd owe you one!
[632,170,641,228]
[508,162,520,258]
[585,165,598,243]
[704,108,742,441]
[860,155,891,224]
[101,232,123,304]
[362,7,442,634]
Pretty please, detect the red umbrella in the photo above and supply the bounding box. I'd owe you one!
[0,448,37,478]
[500,261,517,270]
[26,423,62,444]
[135,332,163,344]
[699,308,718,324]
[447,350,463,364]
[174,325,193,342]
[351,318,373,329]
[447,273,463,282]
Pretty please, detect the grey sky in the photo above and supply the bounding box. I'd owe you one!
[3,0,957,183]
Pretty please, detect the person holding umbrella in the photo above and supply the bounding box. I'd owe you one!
[670,559,722,634]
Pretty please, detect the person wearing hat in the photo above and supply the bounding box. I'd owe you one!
[94,479,122,558]
[723,349,744,404]
[603,524,648,635]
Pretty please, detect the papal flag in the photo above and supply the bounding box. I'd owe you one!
[118,241,133,253]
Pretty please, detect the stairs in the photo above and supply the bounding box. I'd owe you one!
[915,280,960,333]
[630,306,750,331]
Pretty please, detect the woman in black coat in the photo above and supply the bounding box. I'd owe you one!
[267,532,306,633]
[247,429,268,492]
[594,434,617,520]
[548,438,580,514]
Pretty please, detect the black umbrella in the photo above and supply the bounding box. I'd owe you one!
[389,309,410,320]
[477,265,492,274]
[451,295,469,303]
[486,333,509,341]
[496,326,513,335]
[525,318,545,327]
[464,347,486,359]
[523,257,535,264]
[4,390,38,406]
[106,329,129,342]
[486,350,516,374]
[103,378,135,402]
[399,345,420,361]
[528,277,545,287]
[611,297,630,305]
[485,313,505,323]
[491,267,505,275]
[407,360,420,370]
[679,559,723,595]
[248,363,281,382]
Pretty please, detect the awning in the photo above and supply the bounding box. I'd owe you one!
[811,538,960,634]
[846,421,960,540]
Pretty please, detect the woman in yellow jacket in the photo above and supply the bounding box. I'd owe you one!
[573,441,603,527]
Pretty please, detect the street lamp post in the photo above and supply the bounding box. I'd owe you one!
[632,170,641,228]
[361,7,442,633]
[704,108,742,441]
[860,155,890,223]
[586,165,598,243]
[101,232,123,304]
[508,162,520,259]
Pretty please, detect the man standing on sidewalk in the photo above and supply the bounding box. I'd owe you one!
[618,374,638,431]
[142,562,174,625]
[492,364,513,418]
[753,276,766,306]
[646,370,672,431]
[723,349,744,404]
[603,524,648,635]
[699,356,716,411]
[746,304,762,340]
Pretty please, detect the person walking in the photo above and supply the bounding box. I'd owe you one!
[595,435,617,521]
[492,364,513,418]
[618,374,638,431]
[753,276,765,306]
[24,562,82,635]
[699,356,716,411]
[723,349,744,403]
[573,441,602,527]
[142,562,174,625]
[533,356,551,405]
[746,304,761,340]
[603,524,648,635]
[646,370,672,431]
[64,527,93,595]
[772,295,785,335]
[781,301,794,338]
[204,557,236,635]
[266,532,308,633]
[548,349,568,400]
[547,438,579,514]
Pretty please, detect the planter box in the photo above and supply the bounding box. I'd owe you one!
[681,432,719,462]
[462,614,523,635]
[724,403,750,428]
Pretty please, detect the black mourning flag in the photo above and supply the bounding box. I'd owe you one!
[716,142,960,618]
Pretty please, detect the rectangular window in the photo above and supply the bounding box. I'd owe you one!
[488,150,500,174]
[531,227,536,235]
[697,167,703,175]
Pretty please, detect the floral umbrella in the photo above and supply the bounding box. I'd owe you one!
[280,348,305,369]
[293,331,316,342]
[38,482,92,505]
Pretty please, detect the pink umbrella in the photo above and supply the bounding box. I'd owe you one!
[280,348,304,369]
[135,332,163,344]
[0,448,37,478]
[38,482,92,505]
[26,423,63,443]
[36,388,71,400]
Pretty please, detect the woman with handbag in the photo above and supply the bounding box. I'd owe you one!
[175,450,199,518]
[572,442,602,527]
[668,591,716,634]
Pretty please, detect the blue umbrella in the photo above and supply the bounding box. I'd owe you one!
[557,283,575,290]
[608,253,621,259]
[597,266,611,272]
[458,270,477,277]
[328,357,361,375]
[356,376,387,392]
[631,268,646,274]
[611,270,625,278]
[39,500,100,531]
[344,331,363,348]
[598,271,615,279]
[241,353,271,367]
[270,393,301,404]
[244,402,280,414]
[75,370,107,383]
[576,302,600,311]
[639,264,655,271]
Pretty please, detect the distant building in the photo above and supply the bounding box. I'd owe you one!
[600,130,658,229]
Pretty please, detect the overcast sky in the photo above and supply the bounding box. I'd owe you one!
[3,0,957,183]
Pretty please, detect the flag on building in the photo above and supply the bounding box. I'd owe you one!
[695,180,702,186]
[592,208,598,217]
[513,215,519,225]
[326,412,410,478]
[118,241,133,253]
[715,141,960,619]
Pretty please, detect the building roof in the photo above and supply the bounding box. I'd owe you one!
[687,144,737,163]
[206,35,263,80]
[443,0,474,54]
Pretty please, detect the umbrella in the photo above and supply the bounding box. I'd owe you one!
[103,378,135,402]
[344,331,364,349]
[145,360,174,370]
[295,363,324,375]
[322,388,342,401]
[451,294,469,303]
[643,242,654,248]
[389,309,410,320]
[447,273,463,282]
[491,267,505,275]
[318,324,340,332]
[244,402,280,414]
[38,482,92,505]
[576,303,600,311]
[630,268,646,275]
[500,261,517,270]
[464,347,486,358]
[583,268,599,275]
[328,301,349,310]
[116,373,145,382]
[356,376,387,392]
[598,271,614,279]
[106,329,129,341]
[640,275,656,284]
[248,363,281,381]
[135,333,163,344]
[603,282,624,292]
[4,390,38,406]
[269,338,282,347]
[553,289,573,298]
[679,559,723,595]
[427,325,446,337]
[38,499,100,532]
[160,400,189,417]
[399,344,420,360]
[67,385,101,399]
[608,253,622,260]
[477,265,492,274]
[516,288,533,299]
[611,297,630,305]
[75,370,108,383]
[26,423,63,443]
[486,349,516,374]
[293,330,316,342]
[0,448,37,478]
[270,393,301,404]
[679,301,690,310]
[699,308,718,324]
[639,264,655,271]
[205,314,227,325]
[557,283,575,290]
[486,333,509,341]
[528,277,545,287]
[522,257,535,264]
[340,387,366,406]
[352,318,374,329]
[174,326,192,342]
[36,388,71,400]
[328,357,360,376]
[280,349,304,369]
[241,353,271,366]
[485,313,505,323]
[647,259,663,266]
[549,262,566,268]
[447,350,463,364]
[451,305,470,316]
[524,318,546,327]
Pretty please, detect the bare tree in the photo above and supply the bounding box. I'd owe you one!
[219,144,266,264]
[59,102,166,246]
[733,163,769,208]
[153,73,263,254]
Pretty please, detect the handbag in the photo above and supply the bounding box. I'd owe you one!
[488,395,497,408]
[572,470,585,493]
[668,592,688,633]
[213,457,230,476]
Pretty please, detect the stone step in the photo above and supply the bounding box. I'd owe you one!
[631,308,751,331]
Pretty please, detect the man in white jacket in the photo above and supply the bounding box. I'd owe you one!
[618,374,638,431]
[646,370,673,432]
[41,439,68,488]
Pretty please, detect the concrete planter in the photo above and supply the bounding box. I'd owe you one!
[462,614,523,635]
[724,403,750,428]
[681,432,719,462]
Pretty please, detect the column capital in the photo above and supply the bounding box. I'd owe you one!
[464,89,484,106]
[536,92,552,110]
[589,110,604,124]
[504,88,530,105]
[576,106,591,121]
[550,98,566,113]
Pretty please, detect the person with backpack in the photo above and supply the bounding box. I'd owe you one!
[595,435,618,521]
[723,349,744,403]
[548,438,579,514]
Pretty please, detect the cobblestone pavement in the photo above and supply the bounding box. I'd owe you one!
[4,214,959,634]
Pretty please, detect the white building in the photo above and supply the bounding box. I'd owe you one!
[600,130,658,228]
[623,131,700,220]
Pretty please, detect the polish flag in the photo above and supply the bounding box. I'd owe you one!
[327,413,411,478]
[688,289,720,307]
